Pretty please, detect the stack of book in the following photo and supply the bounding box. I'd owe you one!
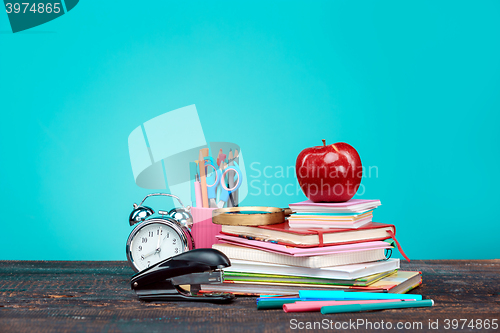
[287,199,381,229]
[202,199,420,296]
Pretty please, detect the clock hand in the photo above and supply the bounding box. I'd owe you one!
[141,249,158,259]
[154,235,168,256]
[156,227,162,250]
[157,235,167,248]
[141,235,165,260]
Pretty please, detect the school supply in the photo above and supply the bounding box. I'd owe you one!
[194,175,202,208]
[189,162,197,207]
[205,158,221,208]
[218,154,226,167]
[287,210,373,229]
[220,270,420,294]
[223,269,397,287]
[216,149,223,166]
[257,299,305,310]
[127,193,194,272]
[233,149,239,205]
[130,248,235,303]
[205,159,243,208]
[212,207,293,226]
[320,299,434,314]
[199,266,423,296]
[223,258,400,280]
[220,221,396,247]
[216,234,392,256]
[198,149,209,208]
[299,289,422,300]
[287,199,381,229]
[201,283,374,296]
[254,290,423,310]
[258,299,408,311]
[289,199,381,214]
[190,207,221,249]
[227,149,235,207]
[212,243,389,268]
[358,270,422,294]
[255,298,391,310]
[283,299,405,312]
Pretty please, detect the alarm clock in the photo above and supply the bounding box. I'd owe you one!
[126,193,195,272]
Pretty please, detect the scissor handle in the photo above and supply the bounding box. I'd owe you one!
[204,160,221,200]
[219,163,243,204]
[220,166,241,191]
[205,161,221,188]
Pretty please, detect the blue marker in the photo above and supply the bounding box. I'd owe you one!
[299,290,422,301]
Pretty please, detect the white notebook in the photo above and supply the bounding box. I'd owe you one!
[213,243,387,269]
[224,258,400,280]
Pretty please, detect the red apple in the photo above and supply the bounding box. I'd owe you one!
[296,140,362,202]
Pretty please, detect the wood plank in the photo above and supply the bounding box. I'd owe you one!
[0,260,499,332]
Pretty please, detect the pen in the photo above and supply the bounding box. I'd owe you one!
[321,299,434,314]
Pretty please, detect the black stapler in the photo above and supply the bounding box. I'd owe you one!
[130,248,235,303]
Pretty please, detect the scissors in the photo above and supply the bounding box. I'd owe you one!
[205,159,242,208]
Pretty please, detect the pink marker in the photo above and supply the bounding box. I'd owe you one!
[283,299,407,313]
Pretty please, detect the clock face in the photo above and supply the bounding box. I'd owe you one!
[129,221,184,271]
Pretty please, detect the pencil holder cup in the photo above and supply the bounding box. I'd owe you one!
[190,207,221,248]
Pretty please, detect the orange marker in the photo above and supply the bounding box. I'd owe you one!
[198,149,209,208]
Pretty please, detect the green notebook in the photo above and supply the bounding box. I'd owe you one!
[224,269,397,287]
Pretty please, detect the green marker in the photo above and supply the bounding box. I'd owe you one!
[257,299,297,310]
[321,299,434,314]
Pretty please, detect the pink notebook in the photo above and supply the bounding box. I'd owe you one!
[290,199,381,207]
[288,216,372,229]
[215,234,391,256]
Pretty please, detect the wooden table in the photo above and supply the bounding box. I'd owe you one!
[0,260,499,332]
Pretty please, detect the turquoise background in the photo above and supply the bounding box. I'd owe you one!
[1,1,499,260]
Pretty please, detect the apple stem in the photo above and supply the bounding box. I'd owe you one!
[322,139,326,146]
